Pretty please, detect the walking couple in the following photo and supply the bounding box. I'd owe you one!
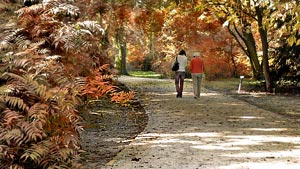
[173,50,205,99]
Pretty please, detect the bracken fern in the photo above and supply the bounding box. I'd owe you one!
[1,0,136,168]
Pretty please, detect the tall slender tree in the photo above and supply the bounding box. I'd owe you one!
[201,0,275,91]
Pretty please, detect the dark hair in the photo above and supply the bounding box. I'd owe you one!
[179,50,186,56]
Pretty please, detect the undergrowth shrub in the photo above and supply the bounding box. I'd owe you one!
[0,0,135,168]
[80,67,135,107]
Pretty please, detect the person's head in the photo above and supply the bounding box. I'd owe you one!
[179,50,186,56]
[193,51,200,57]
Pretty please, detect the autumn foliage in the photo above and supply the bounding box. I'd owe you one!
[0,0,135,168]
[117,2,250,79]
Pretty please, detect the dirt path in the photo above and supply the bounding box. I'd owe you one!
[103,76,300,169]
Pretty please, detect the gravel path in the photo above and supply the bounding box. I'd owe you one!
[104,76,300,169]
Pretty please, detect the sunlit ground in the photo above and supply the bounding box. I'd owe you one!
[113,76,300,169]
[129,131,300,168]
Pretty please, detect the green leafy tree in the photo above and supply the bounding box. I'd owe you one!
[200,0,272,89]
[268,1,300,85]
[201,0,300,91]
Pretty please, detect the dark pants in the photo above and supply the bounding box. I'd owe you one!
[175,71,185,95]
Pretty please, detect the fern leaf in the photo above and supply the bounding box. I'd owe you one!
[2,128,23,144]
[59,148,75,161]
[50,3,80,18]
[37,48,51,55]
[22,74,48,98]
[45,55,62,61]
[0,85,12,96]
[4,96,29,112]
[28,103,48,122]
[77,21,105,35]
[20,142,49,162]
[3,28,24,43]
[15,35,30,50]
[36,84,47,99]
[74,77,86,87]
[12,58,30,69]
[19,121,45,142]
[3,109,25,128]
[0,41,12,51]
[1,72,26,83]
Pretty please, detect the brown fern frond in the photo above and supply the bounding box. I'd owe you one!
[20,141,49,162]
[3,28,24,42]
[4,96,29,112]
[18,121,46,142]
[28,103,48,123]
[0,98,5,111]
[58,148,75,161]
[0,29,25,51]
[50,25,71,49]
[50,21,105,52]
[52,74,70,87]
[22,74,48,98]
[11,59,30,69]
[1,31,30,52]
[29,39,46,49]
[50,3,80,19]
[6,164,24,169]
[1,128,23,144]
[0,85,12,96]
[14,35,31,50]
[1,53,14,66]
[110,91,135,106]
[42,0,60,7]
[17,13,39,29]
[36,48,51,55]
[0,41,13,51]
[76,21,105,35]
[98,64,112,75]
[2,73,48,105]
[45,55,62,61]
[3,109,25,129]
[74,77,86,87]
[15,4,43,17]
[1,72,26,83]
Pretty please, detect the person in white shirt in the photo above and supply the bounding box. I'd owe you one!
[173,50,187,98]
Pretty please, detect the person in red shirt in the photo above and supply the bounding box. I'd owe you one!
[190,51,205,99]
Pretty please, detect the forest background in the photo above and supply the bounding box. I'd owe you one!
[0,0,299,168]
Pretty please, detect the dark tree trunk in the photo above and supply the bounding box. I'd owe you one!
[120,41,128,75]
[227,24,263,79]
[116,28,128,75]
[255,6,272,92]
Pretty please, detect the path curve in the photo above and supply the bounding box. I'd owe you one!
[104,76,300,169]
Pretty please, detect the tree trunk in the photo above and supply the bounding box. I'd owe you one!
[243,30,263,79]
[229,39,238,77]
[120,41,128,75]
[255,6,272,92]
[228,24,263,79]
[116,28,128,75]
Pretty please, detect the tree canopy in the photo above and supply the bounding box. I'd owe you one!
[0,0,299,167]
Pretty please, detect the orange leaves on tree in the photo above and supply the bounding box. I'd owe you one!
[115,5,130,23]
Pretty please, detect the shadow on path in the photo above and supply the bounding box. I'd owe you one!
[104,76,300,169]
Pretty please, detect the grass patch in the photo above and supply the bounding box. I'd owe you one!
[129,71,162,79]
[204,78,263,92]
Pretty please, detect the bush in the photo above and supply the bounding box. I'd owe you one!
[0,1,102,167]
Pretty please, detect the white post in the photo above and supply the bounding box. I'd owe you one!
[238,76,244,94]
